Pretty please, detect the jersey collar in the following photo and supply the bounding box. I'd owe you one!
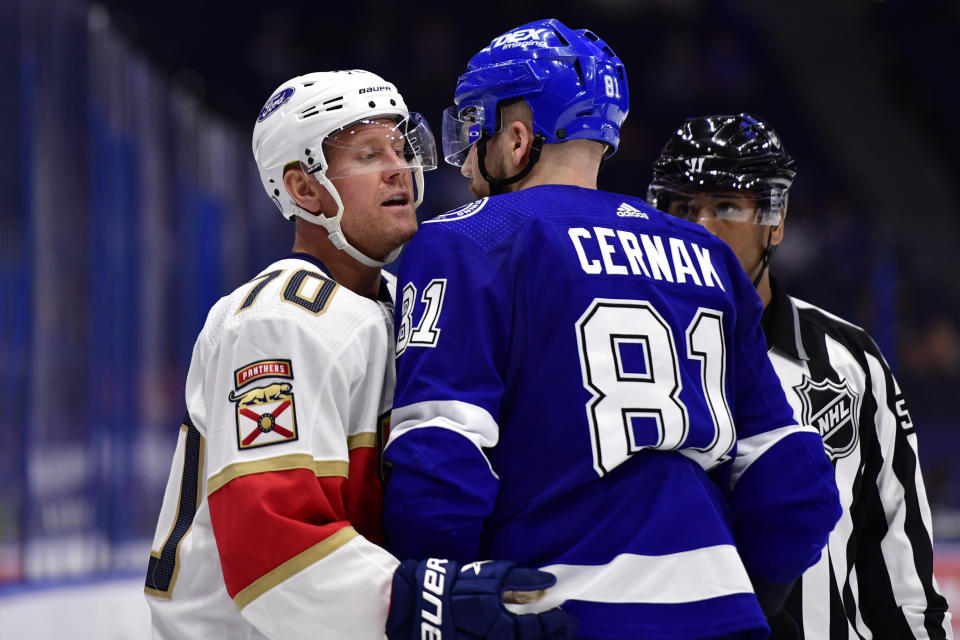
[285,252,334,278]
[284,252,392,304]
[375,277,392,304]
[761,275,809,361]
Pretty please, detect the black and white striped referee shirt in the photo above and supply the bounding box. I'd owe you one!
[762,276,952,639]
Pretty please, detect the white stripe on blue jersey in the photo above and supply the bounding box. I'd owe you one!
[507,545,752,611]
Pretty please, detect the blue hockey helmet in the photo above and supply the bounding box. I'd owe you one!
[442,18,629,167]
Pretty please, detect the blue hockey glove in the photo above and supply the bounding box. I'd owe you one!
[386,558,577,640]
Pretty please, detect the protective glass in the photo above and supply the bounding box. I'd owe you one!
[441,103,486,167]
[318,113,437,180]
[647,185,785,226]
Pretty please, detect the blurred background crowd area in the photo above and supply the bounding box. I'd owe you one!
[1,0,958,586]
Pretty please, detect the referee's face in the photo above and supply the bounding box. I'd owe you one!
[667,192,783,282]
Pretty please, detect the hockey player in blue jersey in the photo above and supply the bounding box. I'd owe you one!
[383,19,842,639]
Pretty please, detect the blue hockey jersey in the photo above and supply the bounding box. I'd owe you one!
[384,185,841,639]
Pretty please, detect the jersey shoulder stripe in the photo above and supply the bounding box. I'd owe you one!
[792,296,886,362]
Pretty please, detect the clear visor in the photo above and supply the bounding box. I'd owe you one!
[441,103,486,167]
[647,184,785,226]
[314,113,438,180]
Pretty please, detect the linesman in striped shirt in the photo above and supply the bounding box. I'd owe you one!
[647,113,951,639]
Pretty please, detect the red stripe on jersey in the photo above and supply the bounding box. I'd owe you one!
[346,446,385,546]
[208,468,350,598]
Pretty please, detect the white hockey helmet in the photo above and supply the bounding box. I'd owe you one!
[252,70,437,266]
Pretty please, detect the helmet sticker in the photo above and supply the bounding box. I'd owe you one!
[491,27,553,50]
[258,87,295,122]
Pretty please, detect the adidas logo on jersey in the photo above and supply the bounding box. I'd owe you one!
[616,203,648,219]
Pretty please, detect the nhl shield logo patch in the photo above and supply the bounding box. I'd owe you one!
[230,360,298,449]
[793,376,859,461]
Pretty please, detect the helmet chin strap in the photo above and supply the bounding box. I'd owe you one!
[751,225,777,288]
[476,132,546,196]
[290,173,404,268]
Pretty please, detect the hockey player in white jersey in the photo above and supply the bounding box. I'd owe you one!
[648,113,951,638]
[144,70,575,640]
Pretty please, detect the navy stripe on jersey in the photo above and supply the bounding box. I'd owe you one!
[145,415,202,595]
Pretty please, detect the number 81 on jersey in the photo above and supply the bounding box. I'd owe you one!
[576,299,735,477]
[396,279,448,357]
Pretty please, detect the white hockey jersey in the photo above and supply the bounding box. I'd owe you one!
[145,253,399,640]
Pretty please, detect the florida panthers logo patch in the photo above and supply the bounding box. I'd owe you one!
[230,360,298,449]
[793,376,859,461]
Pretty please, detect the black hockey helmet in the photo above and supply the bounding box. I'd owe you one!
[647,113,796,225]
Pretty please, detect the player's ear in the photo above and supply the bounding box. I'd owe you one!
[506,119,533,170]
[283,167,324,214]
